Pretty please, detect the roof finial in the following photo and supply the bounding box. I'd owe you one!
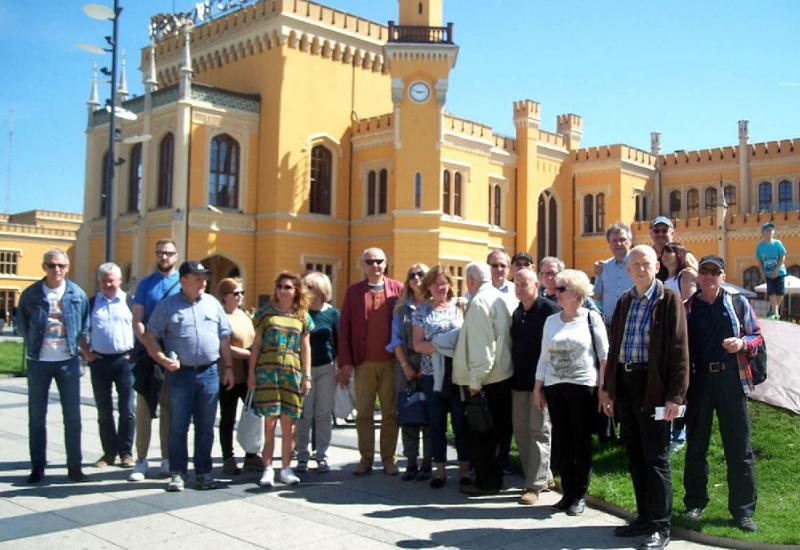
[117,50,129,101]
[144,41,158,93]
[88,63,100,109]
[179,23,193,99]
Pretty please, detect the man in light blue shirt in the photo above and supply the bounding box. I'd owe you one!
[594,223,634,327]
[80,262,136,469]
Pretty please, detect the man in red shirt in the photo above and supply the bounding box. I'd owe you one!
[338,248,404,475]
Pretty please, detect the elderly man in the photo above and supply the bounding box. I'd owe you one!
[510,268,559,504]
[143,261,234,492]
[454,262,513,495]
[594,223,634,329]
[338,248,404,475]
[129,239,181,481]
[80,262,136,469]
[17,249,90,483]
[601,245,689,550]
[538,257,564,302]
[682,256,760,532]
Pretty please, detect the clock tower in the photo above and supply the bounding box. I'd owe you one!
[384,0,458,268]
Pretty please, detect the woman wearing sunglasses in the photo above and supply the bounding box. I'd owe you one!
[216,278,258,475]
[534,269,608,516]
[661,242,697,301]
[249,272,313,487]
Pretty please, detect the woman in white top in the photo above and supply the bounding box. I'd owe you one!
[534,269,608,516]
[661,242,697,300]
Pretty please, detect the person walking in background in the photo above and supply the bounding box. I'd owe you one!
[216,278,258,475]
[510,268,559,505]
[387,263,432,481]
[249,272,313,487]
[756,222,787,319]
[80,262,136,470]
[338,248,404,476]
[17,248,90,484]
[296,271,339,474]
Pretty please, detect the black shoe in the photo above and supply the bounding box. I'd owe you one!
[551,496,572,511]
[430,476,446,489]
[684,507,704,521]
[736,516,758,532]
[416,465,432,481]
[459,476,473,487]
[27,468,44,484]
[639,531,669,550]
[614,518,650,537]
[566,498,586,516]
[401,465,418,481]
[67,468,89,483]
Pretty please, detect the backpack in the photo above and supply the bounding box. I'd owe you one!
[731,295,767,385]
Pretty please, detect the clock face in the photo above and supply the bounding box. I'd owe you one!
[408,81,431,103]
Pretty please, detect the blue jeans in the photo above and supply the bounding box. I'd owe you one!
[27,356,82,470]
[421,375,468,464]
[89,354,135,458]
[167,364,219,476]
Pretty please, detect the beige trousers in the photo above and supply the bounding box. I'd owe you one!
[134,384,170,460]
[354,360,398,465]
[511,389,553,490]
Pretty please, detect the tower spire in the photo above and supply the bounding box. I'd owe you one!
[144,41,158,94]
[87,63,100,120]
[179,24,193,100]
[117,50,129,101]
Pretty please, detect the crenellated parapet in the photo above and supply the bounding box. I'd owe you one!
[443,113,494,140]
[513,99,541,130]
[574,144,657,166]
[352,113,393,135]
[556,113,582,149]
[659,138,799,167]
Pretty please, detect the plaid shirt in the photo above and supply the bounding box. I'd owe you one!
[620,279,658,363]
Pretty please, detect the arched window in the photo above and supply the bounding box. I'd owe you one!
[635,193,648,222]
[309,144,332,215]
[100,150,110,217]
[595,193,605,231]
[758,182,772,213]
[493,185,502,227]
[583,194,594,234]
[669,190,681,218]
[157,133,174,208]
[379,169,388,214]
[724,184,737,212]
[367,171,376,216]
[414,173,421,208]
[705,187,717,215]
[536,190,558,264]
[686,188,699,218]
[442,170,451,215]
[418,2,423,14]
[778,180,792,211]
[453,172,462,217]
[742,266,763,291]
[548,194,557,256]
[127,143,142,213]
[209,134,240,209]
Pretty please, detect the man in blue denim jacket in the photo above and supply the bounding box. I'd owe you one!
[16,248,90,483]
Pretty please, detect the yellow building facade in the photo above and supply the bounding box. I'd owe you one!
[78,0,800,306]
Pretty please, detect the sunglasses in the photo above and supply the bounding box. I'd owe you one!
[365,258,384,266]
[698,268,722,276]
[45,263,68,270]
[490,263,508,269]
[230,290,245,296]
[651,228,670,235]
[408,271,425,279]
[555,286,570,293]
[155,250,177,257]
[276,284,295,291]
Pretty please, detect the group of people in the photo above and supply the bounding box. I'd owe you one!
[16,214,768,550]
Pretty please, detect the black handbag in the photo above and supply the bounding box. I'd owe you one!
[464,391,494,433]
[397,385,429,427]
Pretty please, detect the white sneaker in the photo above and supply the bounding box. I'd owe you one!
[159,459,170,478]
[280,466,300,485]
[128,459,148,481]
[259,466,275,488]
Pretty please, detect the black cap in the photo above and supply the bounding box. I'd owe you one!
[179,260,211,277]
[698,255,725,271]
[511,252,534,265]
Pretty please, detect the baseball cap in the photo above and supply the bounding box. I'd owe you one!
[179,260,211,277]
[698,255,726,272]
[761,222,775,232]
[650,216,674,228]
[511,252,534,265]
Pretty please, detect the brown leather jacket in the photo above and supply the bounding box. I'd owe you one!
[603,279,689,413]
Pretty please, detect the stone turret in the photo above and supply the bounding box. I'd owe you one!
[179,24,193,100]
[513,99,541,130]
[398,0,443,27]
[738,120,750,213]
[556,113,582,150]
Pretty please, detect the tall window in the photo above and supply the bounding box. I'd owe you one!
[595,193,605,231]
[414,173,421,208]
[583,194,594,234]
[537,190,558,264]
[442,170,451,215]
[127,143,142,213]
[157,133,174,208]
[705,187,717,215]
[778,180,792,212]
[446,265,465,297]
[635,193,648,222]
[0,251,18,275]
[758,182,772,213]
[742,266,763,291]
[309,144,332,215]
[453,172,462,217]
[209,134,240,209]
[686,188,699,218]
[493,185,502,226]
[724,184,737,213]
[669,190,681,218]
[100,150,110,217]
[379,169,388,214]
[366,169,387,216]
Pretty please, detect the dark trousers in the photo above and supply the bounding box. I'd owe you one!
[544,383,595,502]
[683,366,757,519]
[218,381,257,460]
[467,378,512,491]
[89,354,135,458]
[617,370,672,532]
[423,375,468,464]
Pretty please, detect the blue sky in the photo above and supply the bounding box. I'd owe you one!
[0,0,797,215]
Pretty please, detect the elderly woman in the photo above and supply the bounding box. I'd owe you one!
[412,265,469,488]
[216,278,258,475]
[661,242,697,301]
[295,271,339,474]
[386,263,432,481]
[249,272,313,487]
[534,269,608,515]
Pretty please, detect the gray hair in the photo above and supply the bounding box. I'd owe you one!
[539,256,564,273]
[486,248,509,264]
[555,269,594,301]
[606,222,632,242]
[42,248,69,264]
[303,271,333,302]
[96,262,122,280]
[466,262,491,284]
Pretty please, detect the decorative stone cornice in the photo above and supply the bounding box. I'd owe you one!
[383,43,458,70]
[189,208,255,233]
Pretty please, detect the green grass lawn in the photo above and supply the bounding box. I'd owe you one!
[0,341,25,375]
[588,400,800,545]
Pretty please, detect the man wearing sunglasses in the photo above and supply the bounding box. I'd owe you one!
[17,249,90,483]
[338,247,404,475]
[128,239,182,481]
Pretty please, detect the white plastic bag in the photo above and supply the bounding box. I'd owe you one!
[333,377,356,420]
[236,389,264,454]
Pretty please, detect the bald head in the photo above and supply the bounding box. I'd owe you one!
[361,247,387,284]
[514,268,540,306]
[627,245,660,293]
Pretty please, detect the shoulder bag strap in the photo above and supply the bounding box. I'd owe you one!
[587,310,601,371]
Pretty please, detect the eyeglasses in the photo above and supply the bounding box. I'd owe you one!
[698,268,722,276]
[155,250,177,257]
[365,258,384,266]
[540,271,557,278]
[490,263,508,269]
[231,290,245,296]
[45,263,68,270]
[555,286,570,293]
[651,228,669,235]
[408,271,425,279]
[276,284,295,291]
